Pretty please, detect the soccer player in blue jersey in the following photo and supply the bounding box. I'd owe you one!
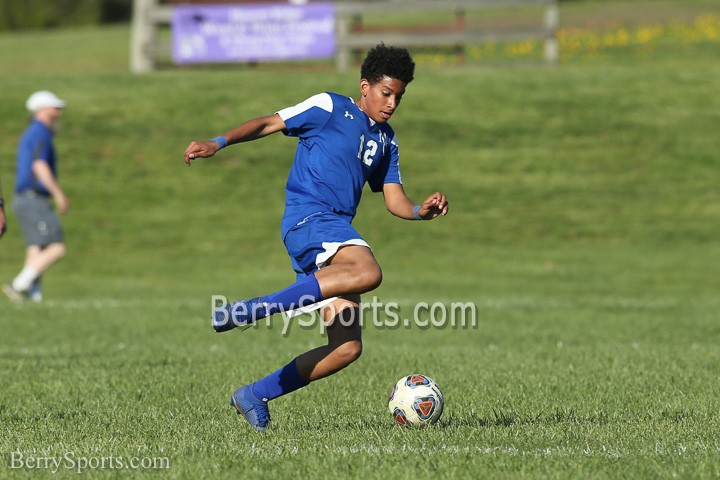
[184,44,448,431]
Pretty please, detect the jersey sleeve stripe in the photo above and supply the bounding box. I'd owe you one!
[277,93,333,121]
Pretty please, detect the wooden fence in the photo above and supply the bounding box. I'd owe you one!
[130,0,559,73]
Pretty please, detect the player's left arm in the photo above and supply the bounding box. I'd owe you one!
[382,183,448,221]
[184,114,287,166]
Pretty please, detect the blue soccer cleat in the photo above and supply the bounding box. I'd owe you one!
[230,384,270,431]
[212,299,256,333]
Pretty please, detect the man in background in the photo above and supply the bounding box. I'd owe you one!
[3,91,69,302]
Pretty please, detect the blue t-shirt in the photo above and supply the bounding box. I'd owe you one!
[277,92,402,238]
[15,120,57,195]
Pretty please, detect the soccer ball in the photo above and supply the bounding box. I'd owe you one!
[388,374,444,427]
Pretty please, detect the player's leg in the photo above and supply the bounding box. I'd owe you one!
[251,244,380,317]
[243,296,362,401]
[28,275,43,303]
[295,295,363,381]
[26,242,66,273]
[314,246,382,299]
[226,215,372,429]
[6,194,65,297]
[9,246,40,292]
[230,296,362,431]
[4,246,42,299]
[214,247,380,331]
[228,239,370,430]
[3,246,35,299]
[214,216,381,331]
[11,243,65,293]
[292,247,367,380]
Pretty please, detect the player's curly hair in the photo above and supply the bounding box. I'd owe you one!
[361,43,415,85]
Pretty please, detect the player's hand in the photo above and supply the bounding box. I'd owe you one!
[184,141,220,166]
[0,207,7,238]
[55,192,69,214]
[418,192,448,220]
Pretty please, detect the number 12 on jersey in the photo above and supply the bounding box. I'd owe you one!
[357,135,378,167]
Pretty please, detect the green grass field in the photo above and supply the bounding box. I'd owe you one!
[1,1,720,478]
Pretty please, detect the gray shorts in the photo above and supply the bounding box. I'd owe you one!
[13,191,64,247]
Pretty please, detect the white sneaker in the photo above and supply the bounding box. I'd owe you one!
[2,284,25,302]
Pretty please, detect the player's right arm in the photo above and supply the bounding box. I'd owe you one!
[184,114,287,166]
[32,160,69,214]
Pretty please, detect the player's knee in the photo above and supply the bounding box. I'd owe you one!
[336,340,362,366]
[52,243,66,259]
[368,265,383,290]
[355,263,382,292]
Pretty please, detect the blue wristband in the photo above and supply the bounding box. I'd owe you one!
[413,205,423,220]
[211,136,228,149]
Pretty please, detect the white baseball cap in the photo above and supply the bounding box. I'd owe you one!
[26,90,66,112]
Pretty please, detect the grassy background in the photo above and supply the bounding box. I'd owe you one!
[1,1,719,478]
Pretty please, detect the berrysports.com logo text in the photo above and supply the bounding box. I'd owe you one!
[9,450,170,474]
[212,295,478,336]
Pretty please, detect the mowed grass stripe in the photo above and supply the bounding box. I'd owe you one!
[1,4,720,478]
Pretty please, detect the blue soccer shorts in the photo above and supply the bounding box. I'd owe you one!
[283,212,371,280]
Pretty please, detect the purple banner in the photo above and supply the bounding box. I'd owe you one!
[172,3,336,64]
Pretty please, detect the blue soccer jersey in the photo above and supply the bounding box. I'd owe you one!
[15,120,57,195]
[277,92,402,238]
